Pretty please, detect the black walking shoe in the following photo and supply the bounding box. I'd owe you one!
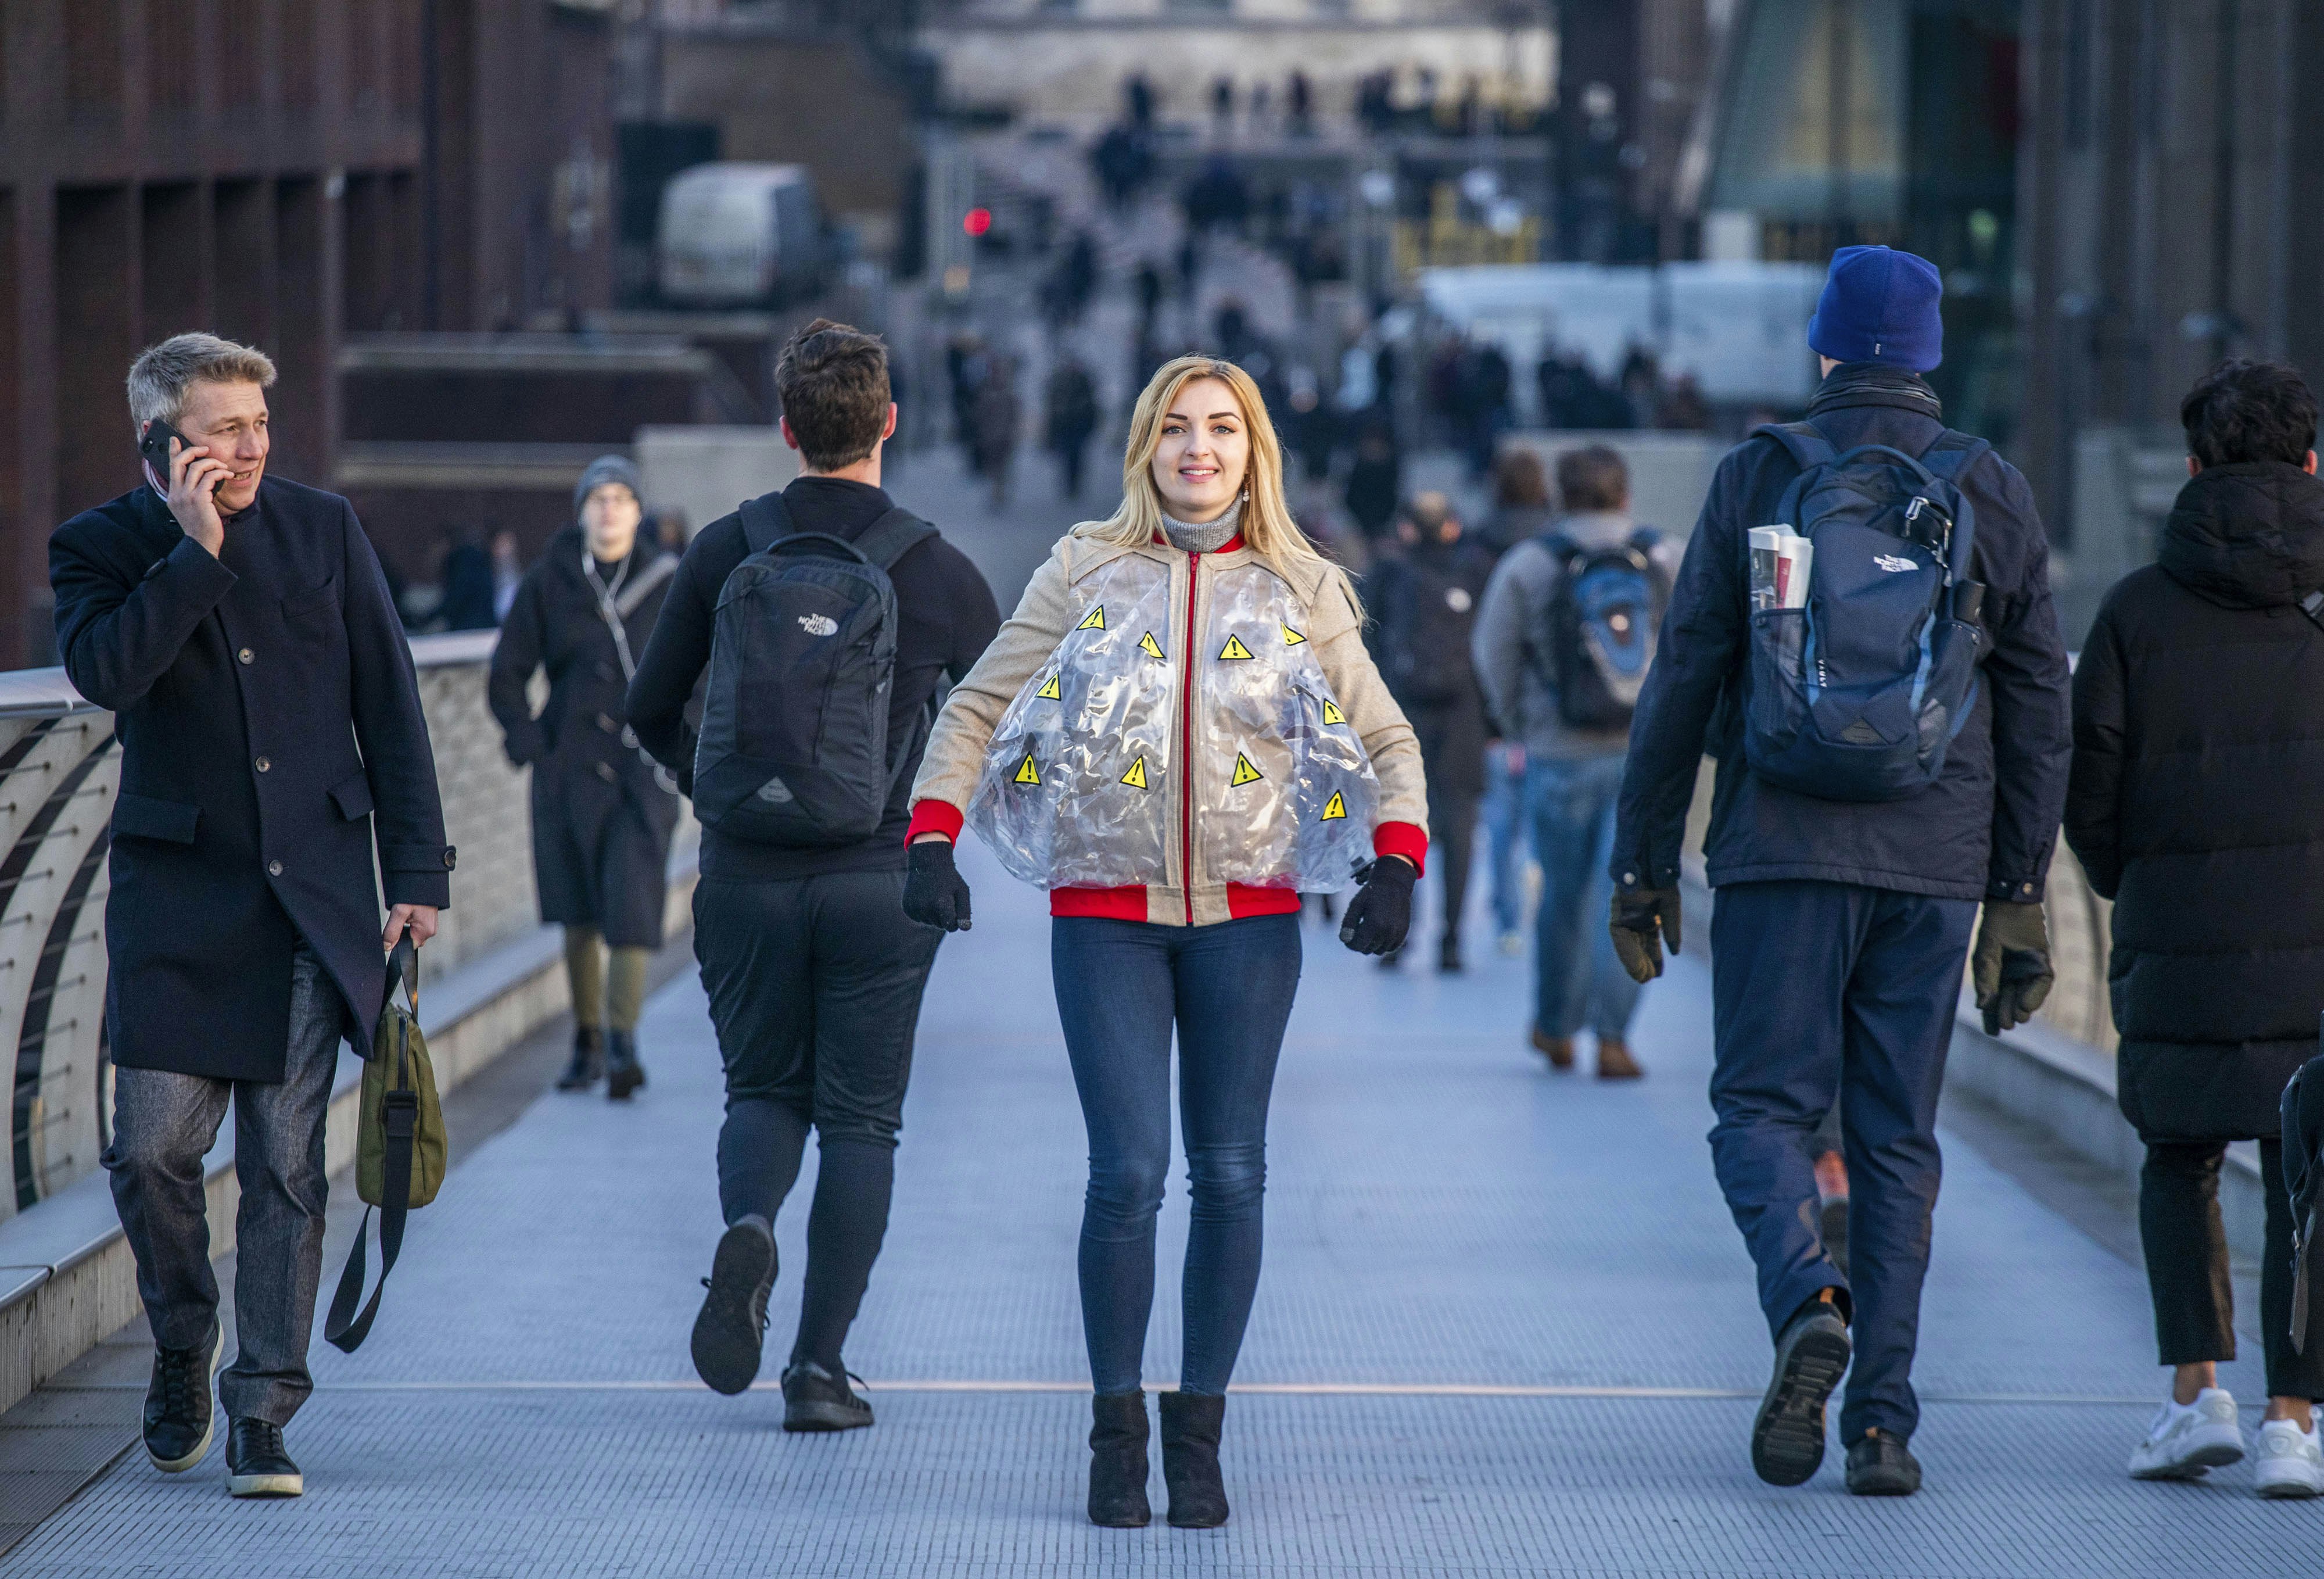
[1158,1390,1230,1527]
[557,1026,604,1091]
[1819,1195,1851,1280]
[781,1359,874,1432]
[225,1418,303,1498]
[144,1325,222,1473]
[604,1029,645,1100]
[1750,1295,1851,1487]
[1438,935,1464,973]
[1087,1391,1153,1527]
[690,1215,776,1396]
[1845,1428,1922,1496]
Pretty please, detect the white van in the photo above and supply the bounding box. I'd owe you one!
[657,163,827,308]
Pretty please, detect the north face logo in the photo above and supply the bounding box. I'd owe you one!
[1873,554,1917,574]
[798,613,838,637]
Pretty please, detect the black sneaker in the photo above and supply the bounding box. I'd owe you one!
[604,1029,646,1100]
[1819,1195,1851,1280]
[1750,1296,1851,1487]
[556,1026,604,1091]
[690,1215,776,1396]
[144,1325,222,1473]
[1845,1428,1922,1496]
[225,1417,303,1498]
[781,1359,873,1432]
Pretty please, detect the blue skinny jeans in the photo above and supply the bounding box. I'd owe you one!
[1050,913,1303,1396]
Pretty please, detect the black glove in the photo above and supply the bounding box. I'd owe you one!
[1972,899,2052,1036]
[902,839,973,932]
[1609,885,1683,983]
[1339,857,1416,955]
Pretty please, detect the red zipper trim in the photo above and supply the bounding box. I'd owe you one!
[1179,550,1201,925]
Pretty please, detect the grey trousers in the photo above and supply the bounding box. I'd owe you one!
[102,943,344,1426]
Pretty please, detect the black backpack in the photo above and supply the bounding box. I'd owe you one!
[1537,529,1667,729]
[1375,552,1483,708]
[690,492,936,847]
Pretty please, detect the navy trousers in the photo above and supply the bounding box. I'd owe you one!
[1708,879,1976,1442]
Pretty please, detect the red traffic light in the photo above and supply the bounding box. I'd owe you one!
[963,206,993,238]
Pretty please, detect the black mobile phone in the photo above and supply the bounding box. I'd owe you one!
[139,420,211,487]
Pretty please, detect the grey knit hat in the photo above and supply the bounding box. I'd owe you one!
[573,454,641,513]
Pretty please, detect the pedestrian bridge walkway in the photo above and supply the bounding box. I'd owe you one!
[7,844,2310,1576]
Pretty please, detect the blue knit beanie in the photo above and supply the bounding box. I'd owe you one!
[573,454,641,514]
[1807,245,1944,373]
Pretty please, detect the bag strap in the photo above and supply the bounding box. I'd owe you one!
[851,507,938,572]
[1753,420,1842,474]
[612,551,677,619]
[738,490,795,556]
[325,937,422,1354]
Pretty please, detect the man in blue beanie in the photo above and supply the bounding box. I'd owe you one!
[1605,246,2072,1494]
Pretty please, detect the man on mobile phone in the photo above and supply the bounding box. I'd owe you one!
[49,333,454,1499]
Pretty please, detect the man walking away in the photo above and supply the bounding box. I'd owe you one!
[2066,359,2324,1495]
[1368,492,1493,971]
[626,320,1000,1430]
[1045,352,1101,500]
[1606,246,2071,1495]
[53,334,454,1497]
[1473,445,1673,1079]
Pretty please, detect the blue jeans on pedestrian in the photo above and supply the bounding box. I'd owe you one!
[1479,743,1525,938]
[1708,880,1976,1443]
[1050,914,1303,1396]
[1525,753,1640,1042]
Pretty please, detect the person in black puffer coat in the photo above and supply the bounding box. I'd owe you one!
[2066,358,2324,1492]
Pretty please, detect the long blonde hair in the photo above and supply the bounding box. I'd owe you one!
[1080,356,1340,595]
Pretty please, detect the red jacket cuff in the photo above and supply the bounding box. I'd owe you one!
[1374,821,1428,878]
[906,799,965,844]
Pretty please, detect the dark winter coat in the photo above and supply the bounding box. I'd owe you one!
[51,480,453,1082]
[1367,538,1494,795]
[1612,363,2072,903]
[2065,461,2324,1141]
[487,527,680,947]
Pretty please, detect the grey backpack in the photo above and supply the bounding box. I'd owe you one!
[691,492,935,846]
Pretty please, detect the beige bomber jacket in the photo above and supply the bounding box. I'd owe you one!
[909,527,1430,926]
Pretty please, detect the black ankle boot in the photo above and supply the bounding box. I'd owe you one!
[557,1026,604,1091]
[1087,1391,1152,1527]
[1158,1390,1229,1528]
[604,1029,645,1100]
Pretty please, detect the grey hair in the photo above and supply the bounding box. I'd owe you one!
[125,333,277,433]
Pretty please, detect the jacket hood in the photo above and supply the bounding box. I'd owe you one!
[2158,461,2324,610]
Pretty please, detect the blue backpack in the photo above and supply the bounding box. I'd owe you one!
[1741,422,1990,803]
[1539,529,1666,729]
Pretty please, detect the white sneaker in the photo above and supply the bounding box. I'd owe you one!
[1496,931,1523,957]
[2128,1387,2245,1480]
[2254,1417,2324,1499]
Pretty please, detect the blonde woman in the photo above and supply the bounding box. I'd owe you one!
[902,357,1428,1527]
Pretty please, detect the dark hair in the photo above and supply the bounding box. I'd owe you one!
[2180,359,2318,468]
[1493,447,1549,509]
[1556,443,1629,513]
[774,318,892,471]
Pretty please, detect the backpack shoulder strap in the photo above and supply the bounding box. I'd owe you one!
[1753,421,1841,473]
[738,490,794,555]
[851,507,939,574]
[1917,428,1993,484]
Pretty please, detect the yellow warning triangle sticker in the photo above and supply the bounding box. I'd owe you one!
[1230,752,1264,787]
[1321,699,1347,725]
[1218,633,1254,660]
[1321,790,1347,820]
[1013,753,1041,786]
[1282,622,1307,646]
[1120,756,1149,790]
[1138,631,1165,660]
[1077,605,1106,631]
[1035,673,1061,700]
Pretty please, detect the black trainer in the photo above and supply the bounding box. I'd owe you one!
[781,1359,873,1432]
[1845,1428,1922,1495]
[556,1026,604,1091]
[225,1417,303,1498]
[690,1215,776,1396]
[1819,1195,1851,1280]
[1750,1295,1851,1487]
[605,1029,646,1100]
[143,1325,221,1473]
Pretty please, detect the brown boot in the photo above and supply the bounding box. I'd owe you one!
[1529,1028,1575,1070]
[1596,1037,1644,1079]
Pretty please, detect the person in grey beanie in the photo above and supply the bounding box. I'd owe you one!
[488,453,681,1097]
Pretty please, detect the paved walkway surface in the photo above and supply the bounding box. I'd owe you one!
[9,832,2318,1577]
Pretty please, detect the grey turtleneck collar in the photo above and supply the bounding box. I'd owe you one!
[1161,496,1243,554]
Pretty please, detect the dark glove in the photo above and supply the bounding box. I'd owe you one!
[1609,885,1683,983]
[1972,899,2052,1036]
[902,839,973,932]
[1339,857,1416,955]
